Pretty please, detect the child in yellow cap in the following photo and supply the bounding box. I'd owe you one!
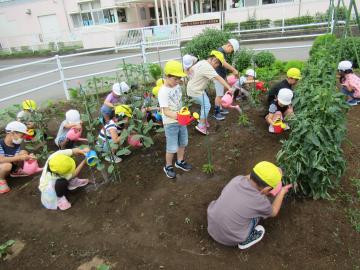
[158,60,192,179]
[207,161,292,249]
[17,99,37,141]
[38,148,90,210]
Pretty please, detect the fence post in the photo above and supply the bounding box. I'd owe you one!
[281,18,285,33]
[55,54,70,100]
[141,42,147,63]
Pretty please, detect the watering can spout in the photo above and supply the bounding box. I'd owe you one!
[23,159,43,175]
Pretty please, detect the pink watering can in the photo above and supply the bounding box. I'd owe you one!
[221,91,241,113]
[128,135,143,148]
[66,128,87,142]
[227,75,238,87]
[22,159,43,175]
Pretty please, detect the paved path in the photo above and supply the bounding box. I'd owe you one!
[0,40,313,109]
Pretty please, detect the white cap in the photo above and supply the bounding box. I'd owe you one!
[338,60,352,71]
[182,54,198,70]
[5,121,27,134]
[228,39,240,52]
[66,109,81,124]
[112,82,130,95]
[277,88,293,106]
[245,69,256,78]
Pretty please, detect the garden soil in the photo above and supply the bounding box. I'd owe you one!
[1,101,360,270]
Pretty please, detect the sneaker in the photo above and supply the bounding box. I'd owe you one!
[68,178,89,191]
[175,160,192,172]
[105,155,122,163]
[220,108,229,115]
[57,196,71,210]
[163,165,176,179]
[214,113,225,121]
[238,225,265,250]
[206,121,210,128]
[195,125,208,135]
[0,179,10,194]
[347,99,358,106]
[10,168,29,178]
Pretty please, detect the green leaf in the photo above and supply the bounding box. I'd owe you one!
[96,162,105,171]
[97,264,111,270]
[107,164,114,174]
[116,148,131,156]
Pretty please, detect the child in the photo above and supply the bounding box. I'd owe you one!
[207,161,292,249]
[268,68,301,105]
[98,105,132,163]
[17,99,37,141]
[0,121,35,194]
[101,81,130,122]
[158,60,192,179]
[38,148,90,210]
[338,60,360,106]
[213,39,240,120]
[187,50,233,135]
[54,109,83,149]
[228,69,258,100]
[265,88,294,133]
[142,79,162,125]
[182,54,198,77]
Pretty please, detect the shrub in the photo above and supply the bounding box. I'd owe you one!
[233,48,254,72]
[255,66,280,87]
[272,60,285,72]
[148,63,162,80]
[309,34,337,57]
[254,51,275,68]
[240,19,270,30]
[183,28,232,60]
[224,23,238,32]
[283,60,304,73]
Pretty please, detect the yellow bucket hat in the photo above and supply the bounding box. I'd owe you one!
[156,78,164,87]
[152,86,160,97]
[210,50,225,65]
[164,60,187,78]
[253,161,282,194]
[49,154,76,176]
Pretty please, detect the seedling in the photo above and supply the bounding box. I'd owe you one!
[238,113,250,127]
[202,163,214,174]
[0,240,15,259]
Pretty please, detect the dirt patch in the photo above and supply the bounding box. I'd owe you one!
[1,99,360,270]
[3,240,25,261]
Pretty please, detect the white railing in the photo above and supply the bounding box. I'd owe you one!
[0,23,327,106]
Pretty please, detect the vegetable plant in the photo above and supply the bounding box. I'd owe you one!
[234,48,254,72]
[0,240,15,259]
[202,163,214,175]
[238,113,250,127]
[254,51,275,68]
[277,44,348,199]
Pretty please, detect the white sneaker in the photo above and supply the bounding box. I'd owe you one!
[105,155,122,163]
[238,225,265,250]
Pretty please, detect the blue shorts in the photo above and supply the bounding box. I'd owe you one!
[341,86,355,98]
[164,123,188,153]
[100,105,113,116]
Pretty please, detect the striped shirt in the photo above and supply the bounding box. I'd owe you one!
[0,139,21,157]
[98,120,122,141]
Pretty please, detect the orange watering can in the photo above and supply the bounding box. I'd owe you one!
[22,159,43,175]
[221,91,241,113]
[177,107,199,126]
[273,119,287,134]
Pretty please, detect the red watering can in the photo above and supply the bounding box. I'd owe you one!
[273,119,287,134]
[23,159,43,175]
[66,128,87,142]
[177,107,199,126]
[128,135,143,148]
[221,91,241,113]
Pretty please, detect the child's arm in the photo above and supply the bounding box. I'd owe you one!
[265,113,278,125]
[162,107,178,120]
[73,160,86,178]
[104,100,114,108]
[222,60,238,76]
[245,79,259,84]
[109,128,121,144]
[270,185,292,217]
[214,75,233,91]
[0,153,31,163]
[63,122,82,129]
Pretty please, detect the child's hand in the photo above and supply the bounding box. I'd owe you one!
[281,184,293,194]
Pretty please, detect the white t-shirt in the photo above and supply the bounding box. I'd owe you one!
[158,84,182,125]
[187,60,218,97]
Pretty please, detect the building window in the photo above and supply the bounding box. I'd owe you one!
[81,12,93,26]
[103,9,116,23]
[71,14,82,27]
[140,7,147,20]
[79,2,91,11]
[91,0,101,9]
[117,8,127,22]
[92,10,105,24]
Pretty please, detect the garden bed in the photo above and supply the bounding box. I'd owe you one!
[1,94,360,269]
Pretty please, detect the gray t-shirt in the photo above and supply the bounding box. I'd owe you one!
[54,120,70,147]
[207,175,272,246]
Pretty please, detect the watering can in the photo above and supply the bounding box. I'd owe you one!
[256,81,267,92]
[221,91,242,113]
[227,75,238,87]
[66,128,87,142]
[22,159,43,175]
[24,129,35,141]
[153,111,162,122]
[128,135,143,148]
[177,107,199,126]
[85,150,99,167]
[273,119,287,134]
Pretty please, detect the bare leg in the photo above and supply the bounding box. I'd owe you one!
[176,147,185,162]
[166,152,174,167]
[0,163,12,179]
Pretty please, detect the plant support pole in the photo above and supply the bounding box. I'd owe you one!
[56,54,69,100]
